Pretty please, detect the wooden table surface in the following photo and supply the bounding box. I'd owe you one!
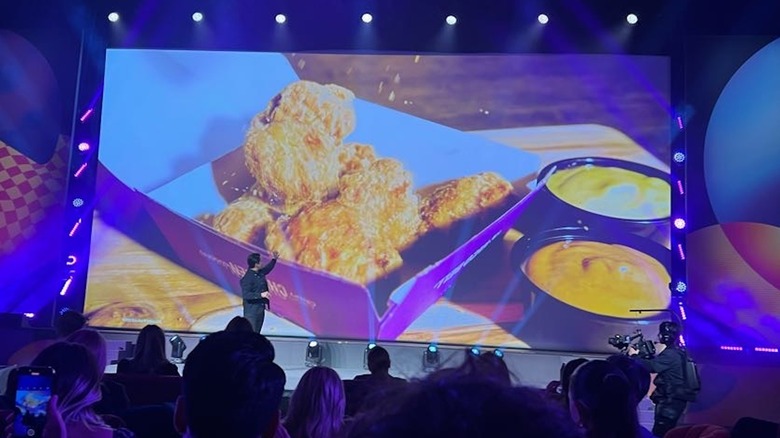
[85,53,670,347]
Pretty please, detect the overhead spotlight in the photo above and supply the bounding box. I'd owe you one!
[192,12,203,22]
[445,15,457,25]
[673,218,686,230]
[107,12,120,23]
[469,346,480,356]
[674,281,687,293]
[275,13,287,24]
[423,344,440,371]
[363,342,377,369]
[305,340,324,367]
[77,142,90,152]
[72,198,84,208]
[537,14,549,25]
[626,13,638,25]
[170,335,187,363]
[673,152,686,163]
[361,13,373,23]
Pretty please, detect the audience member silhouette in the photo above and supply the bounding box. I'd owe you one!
[66,329,130,416]
[174,330,285,438]
[354,347,405,384]
[569,360,640,438]
[29,342,132,438]
[117,325,178,376]
[225,316,254,333]
[7,310,88,367]
[546,358,589,408]
[284,366,345,438]
[347,371,582,438]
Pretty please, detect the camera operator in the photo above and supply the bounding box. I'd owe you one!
[628,321,688,437]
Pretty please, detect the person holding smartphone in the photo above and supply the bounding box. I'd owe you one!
[240,252,278,333]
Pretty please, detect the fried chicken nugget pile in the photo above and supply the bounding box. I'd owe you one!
[211,80,516,285]
[265,201,402,284]
[244,81,356,214]
[212,195,275,245]
[421,172,514,231]
[338,158,422,250]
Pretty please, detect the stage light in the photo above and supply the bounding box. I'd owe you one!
[446,15,457,25]
[23,313,35,319]
[678,302,687,320]
[77,142,90,152]
[306,340,324,366]
[720,346,743,351]
[79,109,93,123]
[493,349,504,358]
[469,346,480,356]
[673,152,686,163]
[673,218,686,229]
[423,344,440,371]
[59,276,73,296]
[74,163,88,178]
[755,347,780,353]
[537,14,549,25]
[363,342,377,369]
[170,335,187,363]
[676,179,684,195]
[675,281,687,293]
[108,12,120,22]
[66,255,77,266]
[192,12,203,22]
[69,219,82,237]
[72,198,84,207]
[626,14,638,25]
[275,13,286,24]
[361,13,373,23]
[677,243,686,261]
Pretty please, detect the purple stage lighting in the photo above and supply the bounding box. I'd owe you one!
[678,303,687,320]
[361,13,373,23]
[74,163,88,178]
[69,219,82,237]
[79,109,93,123]
[59,277,73,296]
[755,347,779,353]
[537,14,549,24]
[720,346,743,351]
[72,198,84,207]
[673,152,686,163]
[275,14,286,24]
[677,243,685,260]
[673,218,686,229]
[446,15,457,25]
[66,255,77,266]
[675,281,687,293]
[676,116,684,129]
[77,142,90,152]
[677,179,684,195]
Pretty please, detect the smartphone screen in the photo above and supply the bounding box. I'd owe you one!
[12,367,54,438]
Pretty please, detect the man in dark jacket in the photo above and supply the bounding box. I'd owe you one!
[240,252,278,333]
[630,321,689,437]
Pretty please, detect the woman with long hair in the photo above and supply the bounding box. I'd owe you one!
[284,366,345,438]
[30,342,132,437]
[569,360,640,438]
[117,325,178,376]
[66,329,130,415]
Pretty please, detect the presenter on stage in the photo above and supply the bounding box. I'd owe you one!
[240,251,278,333]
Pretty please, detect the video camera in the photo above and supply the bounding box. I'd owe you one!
[608,329,656,359]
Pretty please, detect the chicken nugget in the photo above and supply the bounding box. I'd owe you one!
[338,158,422,249]
[264,201,402,284]
[338,142,377,176]
[421,172,513,230]
[212,195,275,245]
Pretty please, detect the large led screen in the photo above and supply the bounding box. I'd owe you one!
[85,50,671,352]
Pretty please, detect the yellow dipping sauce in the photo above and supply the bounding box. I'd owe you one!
[546,165,670,220]
[524,240,671,318]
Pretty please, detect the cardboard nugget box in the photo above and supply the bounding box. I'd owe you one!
[95,50,542,339]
